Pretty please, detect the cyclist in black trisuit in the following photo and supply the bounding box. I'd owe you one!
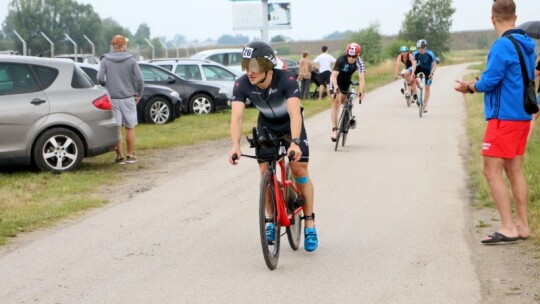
[329,42,365,141]
[228,41,318,252]
[394,45,417,99]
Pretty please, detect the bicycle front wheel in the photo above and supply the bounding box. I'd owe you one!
[259,172,280,270]
[418,88,424,118]
[341,107,351,147]
[285,166,302,250]
[334,107,347,151]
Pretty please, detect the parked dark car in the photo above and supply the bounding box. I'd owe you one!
[283,58,299,79]
[138,63,231,114]
[0,56,119,173]
[78,63,183,124]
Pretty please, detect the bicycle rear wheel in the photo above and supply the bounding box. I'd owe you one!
[259,172,280,270]
[285,166,302,250]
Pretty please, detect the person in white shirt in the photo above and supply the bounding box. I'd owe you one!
[313,45,336,100]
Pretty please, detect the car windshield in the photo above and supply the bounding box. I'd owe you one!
[202,65,235,81]
[140,65,177,81]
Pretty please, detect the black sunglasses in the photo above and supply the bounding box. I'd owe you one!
[348,55,357,59]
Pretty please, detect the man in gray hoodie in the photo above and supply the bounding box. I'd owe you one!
[97,35,144,164]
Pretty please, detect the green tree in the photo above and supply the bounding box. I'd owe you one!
[100,17,131,54]
[349,23,383,65]
[399,0,455,59]
[384,39,416,60]
[270,35,286,43]
[133,23,151,47]
[4,0,102,55]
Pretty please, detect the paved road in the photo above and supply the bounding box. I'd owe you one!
[0,63,482,303]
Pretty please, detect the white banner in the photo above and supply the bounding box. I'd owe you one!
[232,2,291,30]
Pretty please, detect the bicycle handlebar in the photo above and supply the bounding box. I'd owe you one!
[232,127,297,164]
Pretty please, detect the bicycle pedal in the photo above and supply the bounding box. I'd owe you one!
[294,196,305,207]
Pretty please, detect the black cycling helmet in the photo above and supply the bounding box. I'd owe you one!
[416,39,427,48]
[241,41,277,73]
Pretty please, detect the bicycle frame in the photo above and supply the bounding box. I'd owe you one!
[335,83,358,151]
[239,127,303,227]
[233,127,304,269]
[267,157,302,227]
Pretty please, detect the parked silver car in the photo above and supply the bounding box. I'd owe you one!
[149,58,241,100]
[0,56,119,173]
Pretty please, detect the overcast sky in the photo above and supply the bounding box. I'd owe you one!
[1,0,538,42]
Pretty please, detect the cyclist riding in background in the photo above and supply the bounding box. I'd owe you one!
[394,45,417,99]
[329,42,366,142]
[411,39,437,113]
[227,41,318,252]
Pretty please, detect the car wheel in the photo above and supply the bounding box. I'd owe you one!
[32,128,84,173]
[144,97,172,124]
[189,93,214,114]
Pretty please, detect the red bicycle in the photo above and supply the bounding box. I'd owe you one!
[233,127,304,270]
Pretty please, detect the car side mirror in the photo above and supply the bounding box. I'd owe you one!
[167,76,175,84]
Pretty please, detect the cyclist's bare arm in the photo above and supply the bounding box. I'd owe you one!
[430,61,437,78]
[229,101,245,164]
[410,55,417,76]
[330,70,339,91]
[394,54,403,79]
[286,97,303,162]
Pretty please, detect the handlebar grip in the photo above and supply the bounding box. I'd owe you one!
[231,153,238,164]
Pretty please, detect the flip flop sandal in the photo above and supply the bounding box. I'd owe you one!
[481,232,521,244]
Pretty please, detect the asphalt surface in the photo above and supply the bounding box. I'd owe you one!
[0,63,483,303]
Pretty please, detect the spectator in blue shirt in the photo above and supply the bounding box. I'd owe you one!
[454,0,536,244]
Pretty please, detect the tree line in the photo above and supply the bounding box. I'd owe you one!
[1,0,455,62]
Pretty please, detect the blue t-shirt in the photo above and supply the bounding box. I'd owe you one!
[475,29,536,121]
[413,49,436,70]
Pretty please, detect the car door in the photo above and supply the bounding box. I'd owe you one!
[0,62,49,157]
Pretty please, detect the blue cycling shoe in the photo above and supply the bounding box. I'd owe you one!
[304,227,318,252]
[266,222,275,244]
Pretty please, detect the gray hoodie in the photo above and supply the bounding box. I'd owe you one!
[97,51,144,99]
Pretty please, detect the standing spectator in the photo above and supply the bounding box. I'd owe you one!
[97,35,144,164]
[297,51,313,100]
[313,45,336,100]
[454,0,535,243]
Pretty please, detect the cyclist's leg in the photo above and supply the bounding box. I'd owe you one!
[404,68,413,95]
[411,69,418,100]
[329,82,339,140]
[424,75,433,112]
[288,125,317,251]
[331,83,348,138]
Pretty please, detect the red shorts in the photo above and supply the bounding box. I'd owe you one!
[482,119,530,158]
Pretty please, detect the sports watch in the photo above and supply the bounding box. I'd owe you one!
[292,138,301,145]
